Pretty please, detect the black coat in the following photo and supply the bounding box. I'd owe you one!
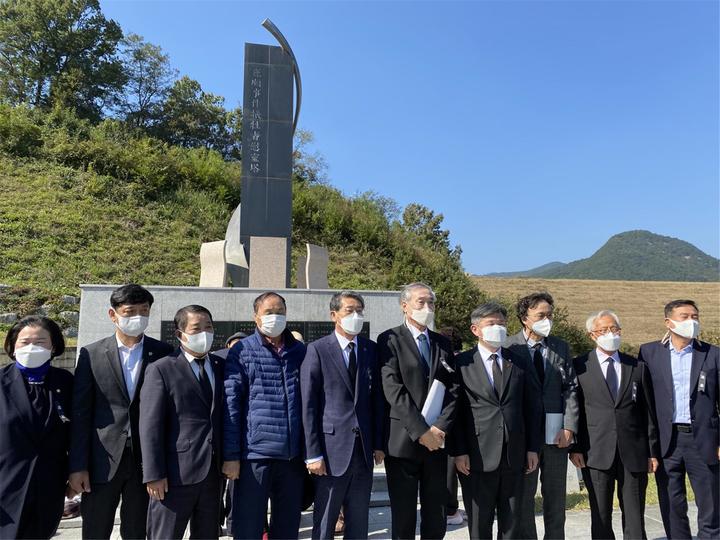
[573,350,659,472]
[139,348,224,486]
[379,324,459,460]
[69,334,173,482]
[450,347,542,472]
[0,365,73,539]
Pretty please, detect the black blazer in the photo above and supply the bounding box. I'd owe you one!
[301,333,385,476]
[70,334,173,482]
[0,365,73,539]
[573,350,659,472]
[450,347,542,472]
[639,339,719,464]
[139,348,224,486]
[379,324,459,460]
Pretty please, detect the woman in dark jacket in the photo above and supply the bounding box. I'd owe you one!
[0,316,74,539]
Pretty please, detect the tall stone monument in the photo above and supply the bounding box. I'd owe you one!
[241,19,302,288]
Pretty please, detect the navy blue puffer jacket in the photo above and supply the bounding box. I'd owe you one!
[223,329,306,461]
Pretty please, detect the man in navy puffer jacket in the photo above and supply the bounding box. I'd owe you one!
[222,292,307,540]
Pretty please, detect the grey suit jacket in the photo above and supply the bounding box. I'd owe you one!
[505,331,579,435]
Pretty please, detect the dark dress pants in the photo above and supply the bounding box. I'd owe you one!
[515,444,569,539]
[385,451,448,540]
[81,445,149,540]
[447,455,460,515]
[146,467,221,540]
[232,457,305,540]
[458,447,522,540]
[581,450,648,540]
[655,428,720,539]
[313,440,373,540]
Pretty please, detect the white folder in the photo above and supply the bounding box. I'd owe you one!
[545,413,564,445]
[422,380,446,448]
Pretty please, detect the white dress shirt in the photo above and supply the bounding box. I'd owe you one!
[116,335,144,400]
[596,348,622,388]
[335,331,359,369]
[477,343,503,386]
[181,349,215,392]
[523,330,547,369]
[405,319,430,355]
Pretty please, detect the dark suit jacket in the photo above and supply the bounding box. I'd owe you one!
[139,348,224,486]
[212,348,231,360]
[69,334,173,482]
[301,333,384,476]
[639,339,719,464]
[379,324,459,460]
[505,331,580,435]
[451,347,542,472]
[0,365,73,539]
[573,350,659,472]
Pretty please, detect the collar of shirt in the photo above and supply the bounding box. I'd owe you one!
[596,348,620,365]
[182,349,207,364]
[522,329,544,349]
[335,331,358,351]
[405,319,429,341]
[669,341,693,354]
[115,334,144,353]
[477,343,503,363]
[260,332,285,355]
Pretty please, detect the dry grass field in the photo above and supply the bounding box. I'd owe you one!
[473,277,720,346]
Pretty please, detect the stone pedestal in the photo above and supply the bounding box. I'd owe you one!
[305,244,329,289]
[248,236,288,289]
[199,241,227,287]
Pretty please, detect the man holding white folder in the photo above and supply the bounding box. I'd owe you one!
[506,292,579,539]
[379,282,459,540]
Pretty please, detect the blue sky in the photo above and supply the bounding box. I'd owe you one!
[101,0,719,274]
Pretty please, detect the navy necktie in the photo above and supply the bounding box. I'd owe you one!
[417,334,431,376]
[347,342,357,394]
[605,358,618,401]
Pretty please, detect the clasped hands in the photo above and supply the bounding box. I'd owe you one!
[419,425,445,451]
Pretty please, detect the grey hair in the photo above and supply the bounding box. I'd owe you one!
[329,290,365,312]
[399,282,435,305]
[470,302,508,324]
[585,310,622,332]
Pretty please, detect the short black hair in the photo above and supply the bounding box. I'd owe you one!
[174,305,213,332]
[516,292,555,322]
[4,316,65,359]
[438,326,463,353]
[110,284,154,309]
[664,299,699,318]
[253,292,286,314]
[329,291,365,312]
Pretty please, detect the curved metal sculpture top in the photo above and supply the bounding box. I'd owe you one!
[262,18,302,136]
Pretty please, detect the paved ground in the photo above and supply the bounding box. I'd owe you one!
[54,503,698,539]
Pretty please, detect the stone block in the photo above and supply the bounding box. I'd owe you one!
[199,241,228,287]
[0,313,18,324]
[60,311,80,325]
[296,255,307,288]
[62,295,79,305]
[248,236,288,289]
[305,243,329,289]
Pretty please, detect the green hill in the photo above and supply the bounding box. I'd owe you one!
[485,231,719,282]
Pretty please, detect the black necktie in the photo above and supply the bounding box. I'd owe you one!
[490,353,503,396]
[605,358,618,401]
[533,344,545,385]
[347,342,357,394]
[195,356,213,404]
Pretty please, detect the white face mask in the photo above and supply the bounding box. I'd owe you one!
[14,344,52,368]
[114,313,149,337]
[340,312,364,336]
[669,319,700,340]
[481,325,507,348]
[259,314,286,338]
[409,305,434,328]
[181,331,213,355]
[596,332,622,352]
[531,318,552,338]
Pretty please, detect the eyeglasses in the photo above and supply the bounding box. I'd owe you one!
[593,326,621,334]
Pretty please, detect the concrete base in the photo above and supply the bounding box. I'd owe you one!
[77,284,403,349]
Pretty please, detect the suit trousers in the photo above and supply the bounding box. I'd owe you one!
[655,428,720,539]
[581,450,648,540]
[385,451,448,540]
[458,445,522,540]
[232,457,305,540]
[312,439,373,540]
[81,445,149,540]
[515,444,569,539]
[447,455,460,515]
[146,467,221,540]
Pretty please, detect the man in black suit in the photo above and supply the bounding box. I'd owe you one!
[570,309,659,540]
[69,284,173,539]
[451,302,541,540]
[301,290,386,539]
[379,282,459,540]
[639,299,719,539]
[505,292,579,539]
[139,305,223,540]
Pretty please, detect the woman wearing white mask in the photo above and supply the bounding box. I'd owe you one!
[0,316,73,539]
